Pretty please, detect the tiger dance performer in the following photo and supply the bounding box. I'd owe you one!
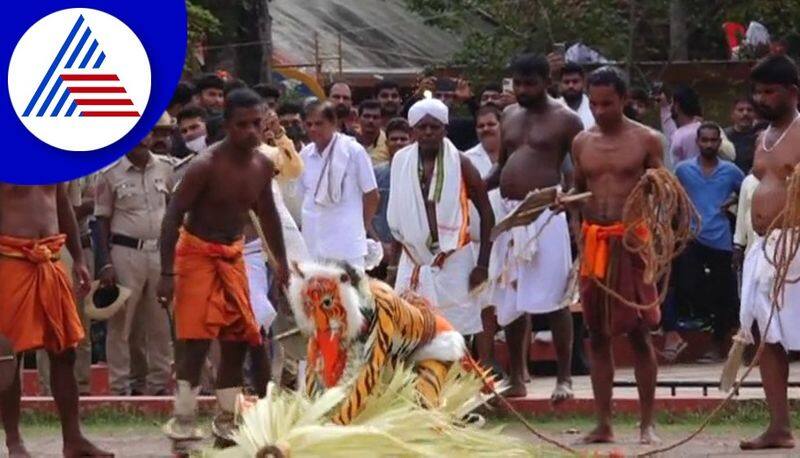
[288,260,478,425]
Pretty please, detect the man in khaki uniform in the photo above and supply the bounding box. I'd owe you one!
[95,128,175,395]
[36,176,96,395]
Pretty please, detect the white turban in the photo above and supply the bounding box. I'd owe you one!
[408,97,449,127]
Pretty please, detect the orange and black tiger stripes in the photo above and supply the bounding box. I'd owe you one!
[332,283,439,425]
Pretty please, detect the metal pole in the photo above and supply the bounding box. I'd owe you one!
[337,33,343,77]
[314,32,321,82]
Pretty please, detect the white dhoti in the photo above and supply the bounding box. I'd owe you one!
[395,246,482,336]
[244,239,277,329]
[489,203,572,327]
[388,138,481,335]
[740,232,800,351]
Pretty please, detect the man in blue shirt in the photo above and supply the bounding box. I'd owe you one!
[370,118,411,282]
[674,122,744,362]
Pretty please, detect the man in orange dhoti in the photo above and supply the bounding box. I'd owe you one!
[579,223,661,336]
[157,89,288,446]
[0,184,111,458]
[563,68,666,446]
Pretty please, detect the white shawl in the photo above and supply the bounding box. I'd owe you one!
[312,133,350,207]
[387,138,467,264]
[388,139,474,313]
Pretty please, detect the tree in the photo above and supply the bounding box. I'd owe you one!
[404,0,800,85]
[186,0,221,74]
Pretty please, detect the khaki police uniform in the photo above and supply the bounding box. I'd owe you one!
[36,176,96,395]
[95,153,175,395]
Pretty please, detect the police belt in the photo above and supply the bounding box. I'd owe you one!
[110,233,159,251]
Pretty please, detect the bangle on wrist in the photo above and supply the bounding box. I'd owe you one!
[99,264,113,273]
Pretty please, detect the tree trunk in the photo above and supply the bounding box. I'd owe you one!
[669,0,688,60]
[257,0,273,83]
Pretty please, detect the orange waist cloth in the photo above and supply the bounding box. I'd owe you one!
[174,229,261,346]
[580,222,649,280]
[0,234,84,353]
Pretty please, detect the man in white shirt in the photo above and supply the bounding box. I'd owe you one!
[298,101,380,269]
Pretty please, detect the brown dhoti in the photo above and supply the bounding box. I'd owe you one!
[579,223,661,336]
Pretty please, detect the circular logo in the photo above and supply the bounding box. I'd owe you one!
[8,8,151,152]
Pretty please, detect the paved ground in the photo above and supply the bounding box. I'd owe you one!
[7,362,799,457]
[7,422,799,457]
[523,362,800,400]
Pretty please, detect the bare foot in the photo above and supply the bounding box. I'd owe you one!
[740,429,795,450]
[578,424,614,444]
[550,380,574,405]
[63,437,114,458]
[7,441,32,458]
[639,424,662,445]
[503,382,527,398]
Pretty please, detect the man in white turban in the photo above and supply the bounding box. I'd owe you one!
[387,96,495,338]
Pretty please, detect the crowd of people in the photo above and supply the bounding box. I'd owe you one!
[1,48,798,455]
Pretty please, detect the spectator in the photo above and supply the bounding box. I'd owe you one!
[625,87,651,123]
[194,73,225,115]
[223,78,248,97]
[327,81,358,136]
[167,81,195,118]
[433,77,478,150]
[558,61,594,129]
[166,83,197,159]
[374,79,402,119]
[479,83,503,108]
[176,105,208,153]
[95,126,176,395]
[463,105,504,371]
[371,118,412,282]
[253,83,281,111]
[724,98,759,173]
[356,99,389,165]
[660,85,736,168]
[674,122,744,363]
[150,112,176,157]
[298,101,379,268]
[277,102,307,151]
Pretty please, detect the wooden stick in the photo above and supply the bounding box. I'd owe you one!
[490,191,592,241]
[275,328,301,341]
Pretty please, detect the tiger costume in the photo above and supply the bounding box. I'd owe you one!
[288,261,468,425]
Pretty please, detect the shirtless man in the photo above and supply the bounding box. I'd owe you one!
[485,53,583,400]
[157,88,288,442]
[566,68,664,444]
[738,54,800,450]
[0,184,111,457]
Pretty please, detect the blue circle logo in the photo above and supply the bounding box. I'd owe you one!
[3,1,186,184]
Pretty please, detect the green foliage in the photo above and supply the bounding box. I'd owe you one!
[405,0,800,86]
[185,0,221,74]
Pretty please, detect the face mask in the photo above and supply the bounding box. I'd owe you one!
[185,135,207,153]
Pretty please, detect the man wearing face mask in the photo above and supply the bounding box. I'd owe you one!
[327,82,358,136]
[484,53,583,402]
[177,105,208,154]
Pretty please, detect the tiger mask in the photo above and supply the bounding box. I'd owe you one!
[288,261,370,388]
